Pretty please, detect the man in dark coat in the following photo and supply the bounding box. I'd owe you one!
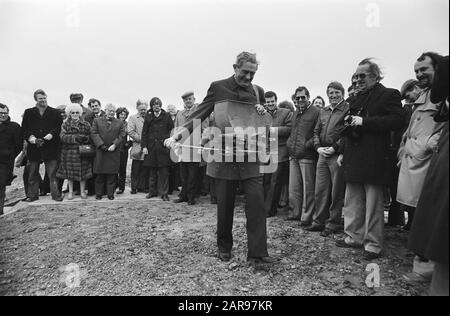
[21,89,63,202]
[141,97,174,201]
[335,59,405,260]
[262,91,292,217]
[408,55,449,296]
[91,103,126,200]
[164,52,279,266]
[0,103,22,215]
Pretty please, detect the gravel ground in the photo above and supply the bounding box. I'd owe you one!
[0,192,427,296]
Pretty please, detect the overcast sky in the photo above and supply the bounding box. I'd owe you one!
[1,0,449,122]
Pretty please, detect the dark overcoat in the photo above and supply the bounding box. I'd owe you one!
[56,118,93,181]
[177,75,266,180]
[91,117,126,174]
[142,110,174,168]
[342,83,405,185]
[0,118,22,186]
[21,106,63,162]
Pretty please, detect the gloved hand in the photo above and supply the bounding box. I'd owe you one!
[100,144,109,152]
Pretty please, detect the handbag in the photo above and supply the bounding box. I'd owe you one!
[79,144,96,158]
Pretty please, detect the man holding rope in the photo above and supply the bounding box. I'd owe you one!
[164,52,279,266]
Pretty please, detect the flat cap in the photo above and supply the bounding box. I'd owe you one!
[181,91,194,99]
[400,79,418,100]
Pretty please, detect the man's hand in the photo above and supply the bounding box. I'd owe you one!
[142,148,149,155]
[337,154,344,167]
[351,116,363,126]
[255,104,266,115]
[28,135,37,145]
[43,134,53,141]
[100,145,109,152]
[108,144,116,152]
[164,137,177,149]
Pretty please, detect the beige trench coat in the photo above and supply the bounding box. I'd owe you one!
[397,90,445,207]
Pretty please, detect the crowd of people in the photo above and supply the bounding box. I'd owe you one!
[0,51,448,295]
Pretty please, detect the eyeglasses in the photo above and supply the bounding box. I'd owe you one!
[295,96,308,101]
[71,112,81,114]
[354,73,368,80]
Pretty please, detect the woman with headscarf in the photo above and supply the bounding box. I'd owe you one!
[56,103,93,200]
[141,97,174,201]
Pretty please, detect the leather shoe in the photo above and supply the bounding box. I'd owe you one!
[24,197,39,202]
[162,195,170,201]
[131,189,137,194]
[52,196,64,202]
[305,224,324,232]
[299,221,311,227]
[174,198,188,203]
[188,200,196,205]
[116,189,124,194]
[363,250,380,260]
[335,239,362,249]
[247,256,280,265]
[95,195,102,200]
[108,195,115,200]
[218,251,231,262]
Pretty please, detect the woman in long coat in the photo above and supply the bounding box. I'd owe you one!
[141,97,174,201]
[91,103,126,200]
[56,104,93,200]
[408,56,449,296]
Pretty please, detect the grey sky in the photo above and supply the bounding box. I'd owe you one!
[1,0,448,122]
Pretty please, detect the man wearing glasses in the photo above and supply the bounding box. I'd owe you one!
[286,86,321,227]
[0,103,22,215]
[335,58,405,260]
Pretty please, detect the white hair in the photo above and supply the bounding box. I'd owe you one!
[104,103,117,112]
[65,103,83,117]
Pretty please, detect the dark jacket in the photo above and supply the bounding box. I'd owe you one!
[287,105,321,160]
[313,101,349,152]
[269,108,293,162]
[178,75,266,180]
[0,118,22,186]
[91,117,126,174]
[142,110,174,168]
[342,83,405,185]
[21,106,63,162]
